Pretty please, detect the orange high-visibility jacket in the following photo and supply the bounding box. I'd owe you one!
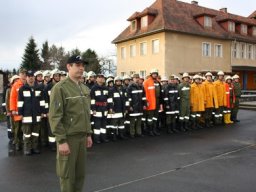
[9,79,24,121]
[143,76,156,111]
[213,80,227,107]
[203,80,219,109]
[190,83,205,112]
[225,83,235,108]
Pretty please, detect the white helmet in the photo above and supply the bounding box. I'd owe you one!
[217,71,224,76]
[50,69,61,78]
[34,70,43,77]
[182,72,190,79]
[232,74,239,79]
[123,75,131,80]
[42,70,51,78]
[193,74,201,80]
[205,72,212,77]
[150,68,158,74]
[87,71,96,78]
[161,76,168,82]
[106,77,114,85]
[225,76,232,81]
[107,74,114,79]
[10,75,20,84]
[114,76,122,82]
[60,71,67,76]
[83,71,87,78]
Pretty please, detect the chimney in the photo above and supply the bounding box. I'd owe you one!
[220,8,228,13]
[191,1,198,5]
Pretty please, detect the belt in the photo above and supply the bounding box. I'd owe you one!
[95,102,107,106]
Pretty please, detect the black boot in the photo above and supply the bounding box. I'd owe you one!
[148,125,155,136]
[179,122,186,132]
[93,134,101,144]
[167,124,173,134]
[153,123,160,136]
[172,123,179,133]
[184,121,192,131]
[101,134,109,143]
[119,129,127,140]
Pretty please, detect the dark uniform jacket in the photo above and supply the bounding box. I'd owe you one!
[127,82,146,116]
[44,81,56,113]
[18,83,45,124]
[164,83,179,114]
[109,85,126,118]
[90,83,112,117]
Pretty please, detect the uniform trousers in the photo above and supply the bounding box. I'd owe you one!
[57,135,87,192]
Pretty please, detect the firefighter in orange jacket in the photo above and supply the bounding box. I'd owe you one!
[190,75,206,129]
[224,76,235,124]
[143,69,163,136]
[203,72,219,128]
[10,68,27,150]
[213,71,227,125]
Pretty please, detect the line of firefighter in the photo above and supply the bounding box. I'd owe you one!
[2,67,242,153]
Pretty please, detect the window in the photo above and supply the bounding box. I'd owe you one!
[232,42,239,58]
[228,21,235,32]
[253,26,256,36]
[121,47,126,59]
[248,44,253,59]
[241,24,247,34]
[140,70,146,78]
[202,42,211,57]
[240,43,246,59]
[140,42,147,56]
[204,16,212,28]
[141,16,148,28]
[130,71,136,76]
[121,72,126,77]
[152,39,159,54]
[130,45,136,57]
[131,20,136,31]
[215,44,223,57]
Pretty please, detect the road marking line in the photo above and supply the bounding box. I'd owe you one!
[93,144,256,192]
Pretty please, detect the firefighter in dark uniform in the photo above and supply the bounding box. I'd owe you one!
[18,70,45,155]
[108,76,127,140]
[49,55,93,192]
[35,70,48,147]
[122,75,131,136]
[91,74,112,143]
[127,73,147,138]
[163,75,179,133]
[106,77,114,139]
[231,74,242,122]
[178,72,191,131]
[44,69,61,150]
[86,71,96,89]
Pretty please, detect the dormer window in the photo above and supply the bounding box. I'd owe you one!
[241,24,247,34]
[204,16,212,28]
[253,26,256,36]
[228,21,235,32]
[131,20,136,31]
[141,16,148,28]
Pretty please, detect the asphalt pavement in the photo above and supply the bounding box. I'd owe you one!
[0,109,255,192]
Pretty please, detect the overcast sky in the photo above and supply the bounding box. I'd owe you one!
[0,0,255,70]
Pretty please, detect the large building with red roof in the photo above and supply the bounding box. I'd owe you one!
[112,0,256,90]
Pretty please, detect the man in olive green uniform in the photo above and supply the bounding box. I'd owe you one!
[178,72,191,131]
[232,74,242,122]
[49,55,93,192]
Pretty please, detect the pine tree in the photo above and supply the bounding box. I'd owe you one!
[20,36,41,70]
[41,41,51,70]
[82,49,101,74]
